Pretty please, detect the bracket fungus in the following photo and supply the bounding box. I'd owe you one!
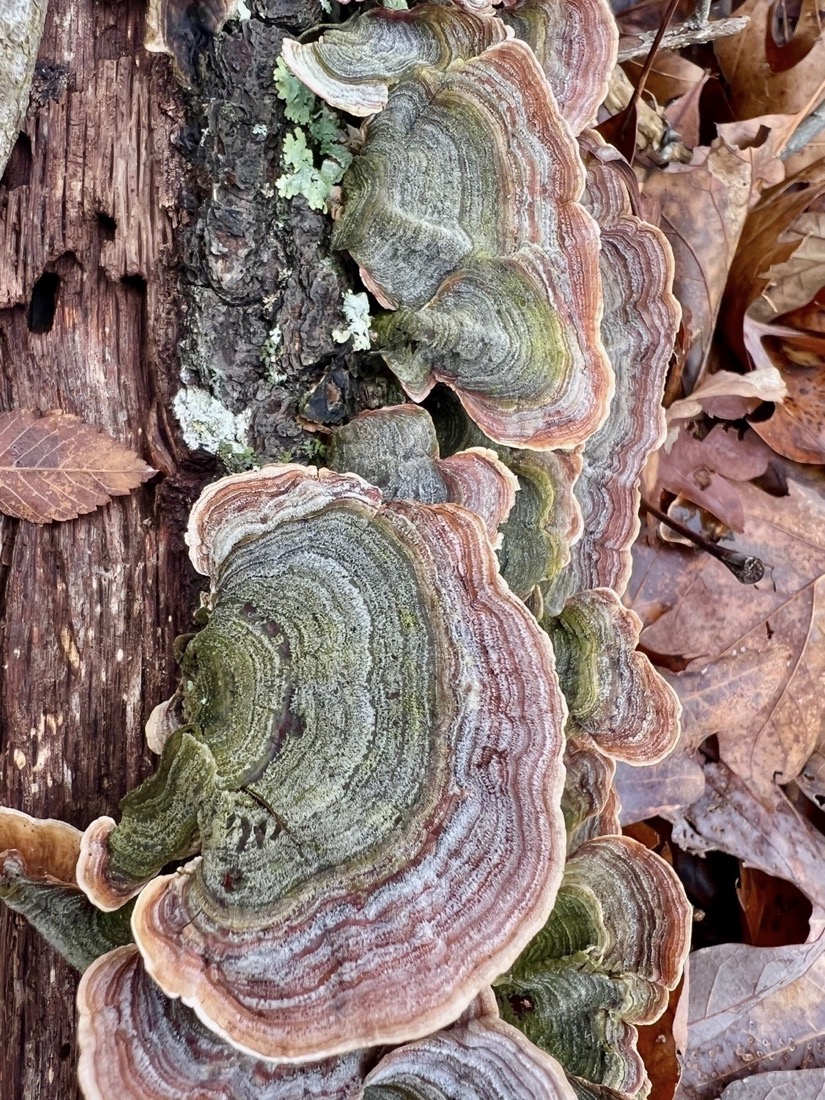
[321,39,612,450]
[0,808,133,972]
[77,464,568,1062]
[544,133,680,612]
[496,836,691,1096]
[281,5,508,118]
[559,738,620,855]
[327,404,518,545]
[362,1017,579,1099]
[542,588,680,765]
[499,0,617,136]
[77,945,378,1100]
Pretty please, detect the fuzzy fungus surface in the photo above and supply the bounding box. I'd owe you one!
[0,808,133,973]
[496,836,691,1096]
[324,38,612,450]
[327,404,518,545]
[77,945,376,1100]
[77,464,568,1063]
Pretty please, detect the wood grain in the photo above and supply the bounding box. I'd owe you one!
[0,0,199,1095]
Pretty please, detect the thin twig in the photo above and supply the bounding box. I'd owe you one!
[782,100,825,160]
[617,15,750,62]
[621,0,682,137]
[640,497,765,585]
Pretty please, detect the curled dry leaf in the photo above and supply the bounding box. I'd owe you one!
[497,836,691,1097]
[723,167,825,463]
[677,934,825,1099]
[545,131,679,609]
[0,409,154,523]
[0,808,132,972]
[78,465,568,1062]
[627,466,825,795]
[664,367,788,423]
[671,760,825,919]
[714,0,825,129]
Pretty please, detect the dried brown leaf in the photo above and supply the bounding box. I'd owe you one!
[671,760,825,918]
[676,934,825,1099]
[615,752,706,825]
[715,0,825,132]
[651,425,773,533]
[0,410,154,524]
[720,1069,825,1098]
[641,141,755,390]
[627,466,825,794]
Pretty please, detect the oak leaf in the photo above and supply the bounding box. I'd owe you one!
[671,760,825,919]
[676,934,825,1099]
[627,464,825,795]
[0,410,155,524]
[715,0,825,129]
[719,1069,825,1098]
[723,170,825,463]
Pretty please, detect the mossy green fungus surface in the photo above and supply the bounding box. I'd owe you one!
[327,404,517,544]
[0,809,133,973]
[541,588,680,765]
[328,39,611,449]
[78,465,567,1064]
[495,837,691,1097]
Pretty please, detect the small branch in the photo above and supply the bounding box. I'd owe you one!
[782,101,825,160]
[640,498,765,586]
[618,15,750,62]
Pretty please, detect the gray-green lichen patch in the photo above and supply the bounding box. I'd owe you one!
[332,290,372,351]
[172,386,256,471]
[174,0,393,464]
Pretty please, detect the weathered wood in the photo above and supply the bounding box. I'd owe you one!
[0,0,392,1091]
[0,1,199,1096]
[0,0,48,178]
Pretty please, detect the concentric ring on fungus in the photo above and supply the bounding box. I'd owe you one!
[77,465,568,1062]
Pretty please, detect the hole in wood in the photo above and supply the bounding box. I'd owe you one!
[96,212,117,241]
[27,272,61,334]
[0,133,32,190]
[121,273,147,294]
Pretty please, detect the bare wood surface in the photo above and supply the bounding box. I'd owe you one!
[0,1,200,1096]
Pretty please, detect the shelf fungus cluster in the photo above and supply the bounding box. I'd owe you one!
[287,11,614,450]
[2,0,693,1097]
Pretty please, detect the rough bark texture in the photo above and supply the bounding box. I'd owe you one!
[0,0,382,1094]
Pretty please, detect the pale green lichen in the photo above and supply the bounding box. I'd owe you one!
[274,58,352,213]
[173,386,257,471]
[332,291,373,351]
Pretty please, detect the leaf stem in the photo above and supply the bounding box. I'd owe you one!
[640,497,765,585]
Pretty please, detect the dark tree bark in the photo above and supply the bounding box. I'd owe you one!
[0,0,384,1093]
